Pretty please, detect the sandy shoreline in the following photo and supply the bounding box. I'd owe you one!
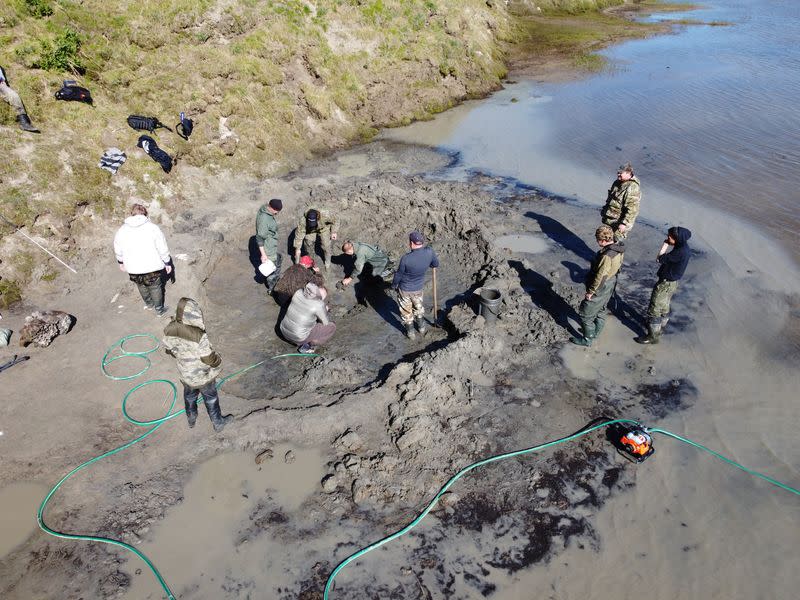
[1,136,797,598]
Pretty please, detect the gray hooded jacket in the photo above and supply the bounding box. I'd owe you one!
[280,283,330,343]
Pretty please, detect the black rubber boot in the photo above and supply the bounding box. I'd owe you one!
[205,398,234,432]
[17,113,40,133]
[184,398,198,428]
[404,322,416,340]
[414,316,428,337]
[635,320,662,345]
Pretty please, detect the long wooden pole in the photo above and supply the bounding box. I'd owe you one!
[431,267,438,325]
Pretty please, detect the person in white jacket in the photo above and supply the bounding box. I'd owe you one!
[114,204,172,315]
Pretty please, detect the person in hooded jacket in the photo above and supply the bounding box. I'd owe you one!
[635,226,692,344]
[280,282,336,354]
[571,225,625,347]
[163,298,233,432]
[114,204,172,315]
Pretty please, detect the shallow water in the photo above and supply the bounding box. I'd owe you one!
[385,0,800,275]
[0,482,49,559]
[123,446,325,599]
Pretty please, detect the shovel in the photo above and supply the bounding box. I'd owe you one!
[431,267,440,327]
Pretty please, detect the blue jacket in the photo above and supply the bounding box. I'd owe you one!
[657,227,692,281]
[392,246,439,292]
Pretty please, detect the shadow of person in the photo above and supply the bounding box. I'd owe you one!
[608,290,646,336]
[525,211,595,262]
[509,259,580,337]
[352,266,405,333]
[248,235,266,285]
[561,260,586,284]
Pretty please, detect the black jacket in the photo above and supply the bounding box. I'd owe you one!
[657,227,692,281]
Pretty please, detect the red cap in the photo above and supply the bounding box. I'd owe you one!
[299,255,315,268]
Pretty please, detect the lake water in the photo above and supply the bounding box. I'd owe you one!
[386,0,800,275]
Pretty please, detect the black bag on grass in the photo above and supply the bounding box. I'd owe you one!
[55,80,93,104]
[137,135,173,174]
[127,115,171,132]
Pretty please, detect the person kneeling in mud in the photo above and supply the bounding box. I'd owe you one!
[163,298,234,432]
[571,225,625,347]
[339,240,394,288]
[272,255,325,306]
[280,282,336,354]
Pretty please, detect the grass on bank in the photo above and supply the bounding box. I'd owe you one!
[0,1,686,306]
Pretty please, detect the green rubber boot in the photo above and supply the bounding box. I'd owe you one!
[570,323,595,346]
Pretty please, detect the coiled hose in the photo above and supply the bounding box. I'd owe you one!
[37,334,318,600]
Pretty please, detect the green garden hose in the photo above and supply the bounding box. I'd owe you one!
[323,420,800,599]
[38,336,800,600]
[38,335,318,600]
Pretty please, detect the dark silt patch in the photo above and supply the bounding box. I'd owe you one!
[638,377,697,419]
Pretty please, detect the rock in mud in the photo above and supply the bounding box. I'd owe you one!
[19,310,74,347]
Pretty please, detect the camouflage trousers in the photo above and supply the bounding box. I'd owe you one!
[296,231,333,264]
[397,289,424,324]
[0,80,26,116]
[601,219,630,242]
[646,279,679,319]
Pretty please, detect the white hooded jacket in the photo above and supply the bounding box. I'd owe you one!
[113,215,171,275]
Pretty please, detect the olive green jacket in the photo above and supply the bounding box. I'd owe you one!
[351,242,388,276]
[586,242,625,295]
[255,205,279,261]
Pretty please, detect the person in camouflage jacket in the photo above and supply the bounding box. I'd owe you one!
[601,162,641,241]
[571,225,625,347]
[293,208,338,269]
[163,298,233,432]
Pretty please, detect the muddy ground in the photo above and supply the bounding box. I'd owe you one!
[1,142,702,599]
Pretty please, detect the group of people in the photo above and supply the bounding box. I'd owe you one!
[112,199,440,431]
[572,163,692,347]
[112,162,691,433]
[255,200,440,352]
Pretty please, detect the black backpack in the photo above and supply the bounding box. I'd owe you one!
[176,112,194,140]
[127,115,171,132]
[54,81,93,104]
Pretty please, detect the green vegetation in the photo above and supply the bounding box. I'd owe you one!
[0,278,23,309]
[0,0,682,303]
[33,28,85,73]
[23,0,53,19]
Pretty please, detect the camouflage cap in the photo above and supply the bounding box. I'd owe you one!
[595,224,615,243]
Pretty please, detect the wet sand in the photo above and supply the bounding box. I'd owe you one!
[1,137,796,599]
